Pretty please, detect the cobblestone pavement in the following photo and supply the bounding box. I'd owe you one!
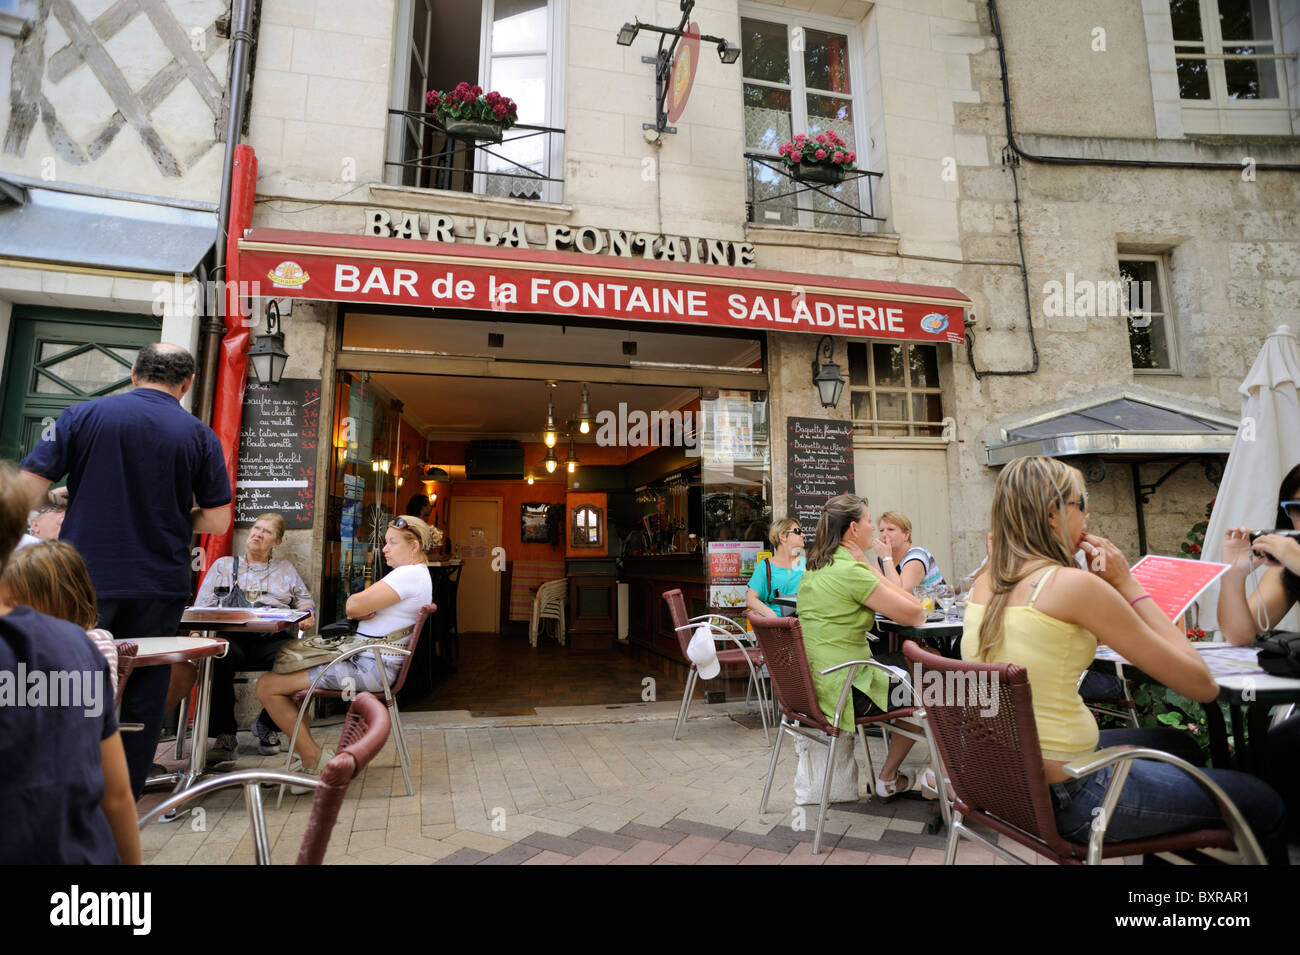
[136,703,1125,865]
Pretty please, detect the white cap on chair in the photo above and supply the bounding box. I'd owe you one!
[687,625,721,680]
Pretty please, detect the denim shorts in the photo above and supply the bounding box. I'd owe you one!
[307,639,407,693]
[1049,728,1287,859]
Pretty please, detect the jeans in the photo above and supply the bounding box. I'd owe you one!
[98,597,188,799]
[1050,728,1290,865]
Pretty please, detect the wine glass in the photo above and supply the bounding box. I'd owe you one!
[212,567,231,604]
[936,583,957,619]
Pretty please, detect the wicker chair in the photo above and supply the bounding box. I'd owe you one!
[748,613,928,854]
[139,692,392,864]
[278,603,435,803]
[529,578,567,647]
[663,589,771,745]
[113,641,138,715]
[901,639,1268,865]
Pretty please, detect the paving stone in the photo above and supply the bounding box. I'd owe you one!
[659,835,719,864]
[738,847,789,865]
[521,850,573,865]
[435,847,492,865]
[664,817,736,840]
[519,831,592,856]
[609,840,671,865]
[567,845,624,865]
[615,823,687,845]
[825,848,872,865]
[480,843,544,865]
[568,827,638,851]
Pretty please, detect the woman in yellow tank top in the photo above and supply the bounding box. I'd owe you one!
[962,456,1287,863]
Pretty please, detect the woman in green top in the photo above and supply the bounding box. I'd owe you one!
[797,493,927,800]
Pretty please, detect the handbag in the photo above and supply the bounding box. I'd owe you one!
[1257,631,1300,677]
[272,621,415,674]
[218,556,252,608]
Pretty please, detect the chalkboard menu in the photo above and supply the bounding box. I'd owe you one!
[786,417,855,532]
[235,378,320,528]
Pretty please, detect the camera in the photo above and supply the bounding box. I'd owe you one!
[1249,529,1300,560]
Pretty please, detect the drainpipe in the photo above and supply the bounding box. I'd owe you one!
[195,0,255,423]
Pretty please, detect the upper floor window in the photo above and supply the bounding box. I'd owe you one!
[386,0,564,200]
[1120,255,1178,373]
[740,6,871,232]
[1170,0,1295,134]
[848,342,944,437]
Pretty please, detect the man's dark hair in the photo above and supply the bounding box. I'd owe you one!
[133,343,196,386]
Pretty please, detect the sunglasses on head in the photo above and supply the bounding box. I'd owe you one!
[389,518,409,530]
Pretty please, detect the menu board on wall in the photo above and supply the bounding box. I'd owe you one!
[785,417,855,533]
[235,378,320,528]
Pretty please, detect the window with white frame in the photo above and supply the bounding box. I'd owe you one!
[1120,255,1177,373]
[740,6,870,232]
[847,342,944,437]
[1170,0,1295,134]
[386,0,564,200]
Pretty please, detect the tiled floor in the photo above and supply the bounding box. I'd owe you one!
[137,702,1131,865]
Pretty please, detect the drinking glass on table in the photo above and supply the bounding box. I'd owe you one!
[936,583,957,619]
[212,569,232,603]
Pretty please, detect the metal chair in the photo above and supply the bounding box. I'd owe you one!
[278,603,435,803]
[901,640,1268,865]
[662,589,771,745]
[140,692,391,864]
[529,577,568,647]
[748,614,929,854]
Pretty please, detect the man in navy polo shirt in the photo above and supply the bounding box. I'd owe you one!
[20,343,232,797]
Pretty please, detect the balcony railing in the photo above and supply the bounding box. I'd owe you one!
[744,152,883,232]
[386,108,565,201]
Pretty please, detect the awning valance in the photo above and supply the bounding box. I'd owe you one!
[237,229,971,344]
[984,394,1238,466]
[0,177,216,276]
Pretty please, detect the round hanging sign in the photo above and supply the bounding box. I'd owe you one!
[666,23,701,124]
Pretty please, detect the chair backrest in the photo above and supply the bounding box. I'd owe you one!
[297,692,392,864]
[114,641,138,711]
[748,614,836,736]
[536,578,567,614]
[662,589,693,658]
[901,639,1076,858]
[386,602,436,696]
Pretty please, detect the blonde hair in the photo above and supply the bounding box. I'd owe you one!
[768,517,801,550]
[1,540,99,630]
[0,462,31,573]
[975,456,1083,661]
[252,513,286,542]
[878,511,912,540]
[389,515,443,554]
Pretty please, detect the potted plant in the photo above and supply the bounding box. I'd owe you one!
[777,130,856,185]
[426,82,519,144]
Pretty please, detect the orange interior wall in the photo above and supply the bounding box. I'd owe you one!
[446,479,567,561]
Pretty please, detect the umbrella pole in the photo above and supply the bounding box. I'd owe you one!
[1131,462,1149,556]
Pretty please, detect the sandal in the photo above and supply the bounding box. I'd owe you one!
[920,767,939,800]
[874,770,911,802]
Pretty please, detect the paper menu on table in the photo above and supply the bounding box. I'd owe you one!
[1128,555,1230,622]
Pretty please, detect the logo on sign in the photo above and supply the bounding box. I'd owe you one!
[920,312,948,334]
[666,23,701,124]
[268,261,310,289]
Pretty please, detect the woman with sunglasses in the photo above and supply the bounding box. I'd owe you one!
[256,516,436,782]
[1217,461,1300,844]
[746,518,806,618]
[964,456,1287,862]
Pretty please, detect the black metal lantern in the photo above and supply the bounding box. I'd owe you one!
[249,300,290,385]
[811,335,846,408]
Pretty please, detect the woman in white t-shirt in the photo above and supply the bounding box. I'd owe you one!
[257,516,436,777]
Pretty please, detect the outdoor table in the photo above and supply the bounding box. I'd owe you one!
[148,609,308,803]
[132,635,229,807]
[874,615,964,659]
[1088,642,1300,777]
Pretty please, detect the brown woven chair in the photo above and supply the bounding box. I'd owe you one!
[139,692,392,864]
[749,614,929,854]
[280,602,435,800]
[113,640,138,717]
[663,589,771,744]
[901,640,1268,865]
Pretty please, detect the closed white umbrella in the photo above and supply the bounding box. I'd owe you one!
[1198,325,1300,634]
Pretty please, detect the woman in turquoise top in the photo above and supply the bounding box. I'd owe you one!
[796,493,927,800]
[746,517,806,618]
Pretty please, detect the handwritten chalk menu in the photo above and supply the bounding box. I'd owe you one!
[235,378,320,528]
[786,417,855,532]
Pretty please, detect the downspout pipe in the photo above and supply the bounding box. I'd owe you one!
[195,0,255,423]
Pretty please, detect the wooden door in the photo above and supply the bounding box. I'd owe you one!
[449,497,502,634]
[853,448,955,585]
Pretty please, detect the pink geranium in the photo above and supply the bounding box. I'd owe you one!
[814,148,826,160]
[831,150,844,164]
[427,83,521,131]
[776,131,857,172]
[790,150,803,163]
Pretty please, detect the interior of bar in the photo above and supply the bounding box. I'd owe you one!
[322,310,772,714]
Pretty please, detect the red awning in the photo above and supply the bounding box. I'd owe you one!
[238,229,970,344]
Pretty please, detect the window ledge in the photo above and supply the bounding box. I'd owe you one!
[853,435,951,451]
[745,224,901,257]
[1018,131,1300,164]
[0,11,30,38]
[368,184,572,224]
